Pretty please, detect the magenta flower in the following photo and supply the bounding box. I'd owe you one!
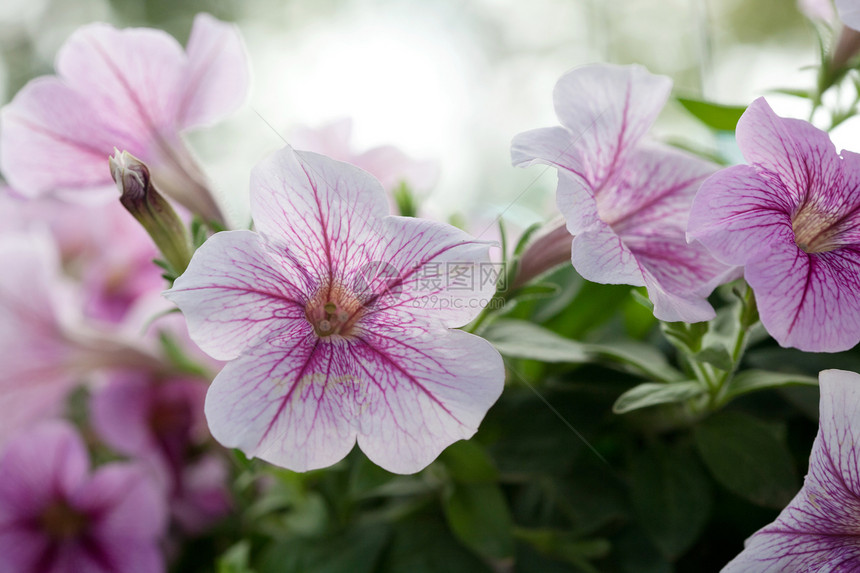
[512,64,734,322]
[90,372,232,533]
[689,98,860,352]
[290,118,439,195]
[722,369,860,572]
[0,421,167,573]
[166,146,504,474]
[0,13,248,224]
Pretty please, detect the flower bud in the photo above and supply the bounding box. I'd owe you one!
[511,217,571,290]
[110,150,193,278]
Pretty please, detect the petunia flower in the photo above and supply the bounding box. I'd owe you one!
[0,230,162,444]
[290,118,440,196]
[689,98,860,352]
[722,369,860,572]
[90,372,232,533]
[0,421,167,573]
[0,13,249,224]
[511,64,735,322]
[166,146,505,474]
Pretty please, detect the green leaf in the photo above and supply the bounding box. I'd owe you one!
[768,87,812,99]
[722,369,818,404]
[218,541,257,573]
[677,97,747,131]
[439,440,498,484]
[378,513,493,573]
[630,445,712,558]
[509,282,561,302]
[443,483,516,560]
[515,528,609,568]
[260,523,391,573]
[612,381,705,414]
[694,344,733,372]
[694,411,798,508]
[585,341,684,383]
[483,319,589,363]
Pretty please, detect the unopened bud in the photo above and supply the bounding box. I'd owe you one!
[511,218,572,290]
[831,25,860,74]
[110,150,193,278]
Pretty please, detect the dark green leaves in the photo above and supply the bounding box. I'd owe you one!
[630,446,712,559]
[694,412,798,508]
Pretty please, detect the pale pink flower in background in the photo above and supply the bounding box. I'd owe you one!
[0,421,167,573]
[512,64,736,322]
[90,372,232,534]
[0,189,162,323]
[166,146,504,474]
[290,118,439,201]
[0,230,163,444]
[690,98,860,352]
[0,13,249,224]
[722,370,860,572]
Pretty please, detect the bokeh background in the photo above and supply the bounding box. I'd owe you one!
[0,0,823,231]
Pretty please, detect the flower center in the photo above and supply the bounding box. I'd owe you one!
[792,203,841,254]
[40,501,88,540]
[305,283,365,338]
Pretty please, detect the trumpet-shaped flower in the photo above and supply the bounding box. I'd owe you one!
[722,369,860,572]
[690,98,860,352]
[0,421,167,573]
[0,13,248,224]
[512,64,734,322]
[166,147,505,474]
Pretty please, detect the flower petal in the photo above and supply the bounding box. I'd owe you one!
[571,222,645,287]
[351,329,504,474]
[510,126,584,173]
[78,464,167,540]
[0,77,136,200]
[837,0,860,30]
[166,230,310,360]
[736,98,841,208]
[204,327,359,472]
[0,421,89,520]
[360,216,497,329]
[0,529,50,573]
[249,147,389,280]
[0,233,78,443]
[56,23,186,140]
[552,63,671,188]
[688,164,794,265]
[178,13,249,129]
[722,370,860,572]
[745,236,860,352]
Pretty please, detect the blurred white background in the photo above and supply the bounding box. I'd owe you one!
[0,0,826,230]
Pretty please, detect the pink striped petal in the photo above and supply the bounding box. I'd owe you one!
[352,329,504,474]
[204,328,360,473]
[166,230,309,360]
[249,148,389,279]
[179,13,249,129]
[736,98,842,208]
[553,63,671,187]
[746,235,860,352]
[723,370,860,572]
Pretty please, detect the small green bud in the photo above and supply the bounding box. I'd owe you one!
[110,150,193,279]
